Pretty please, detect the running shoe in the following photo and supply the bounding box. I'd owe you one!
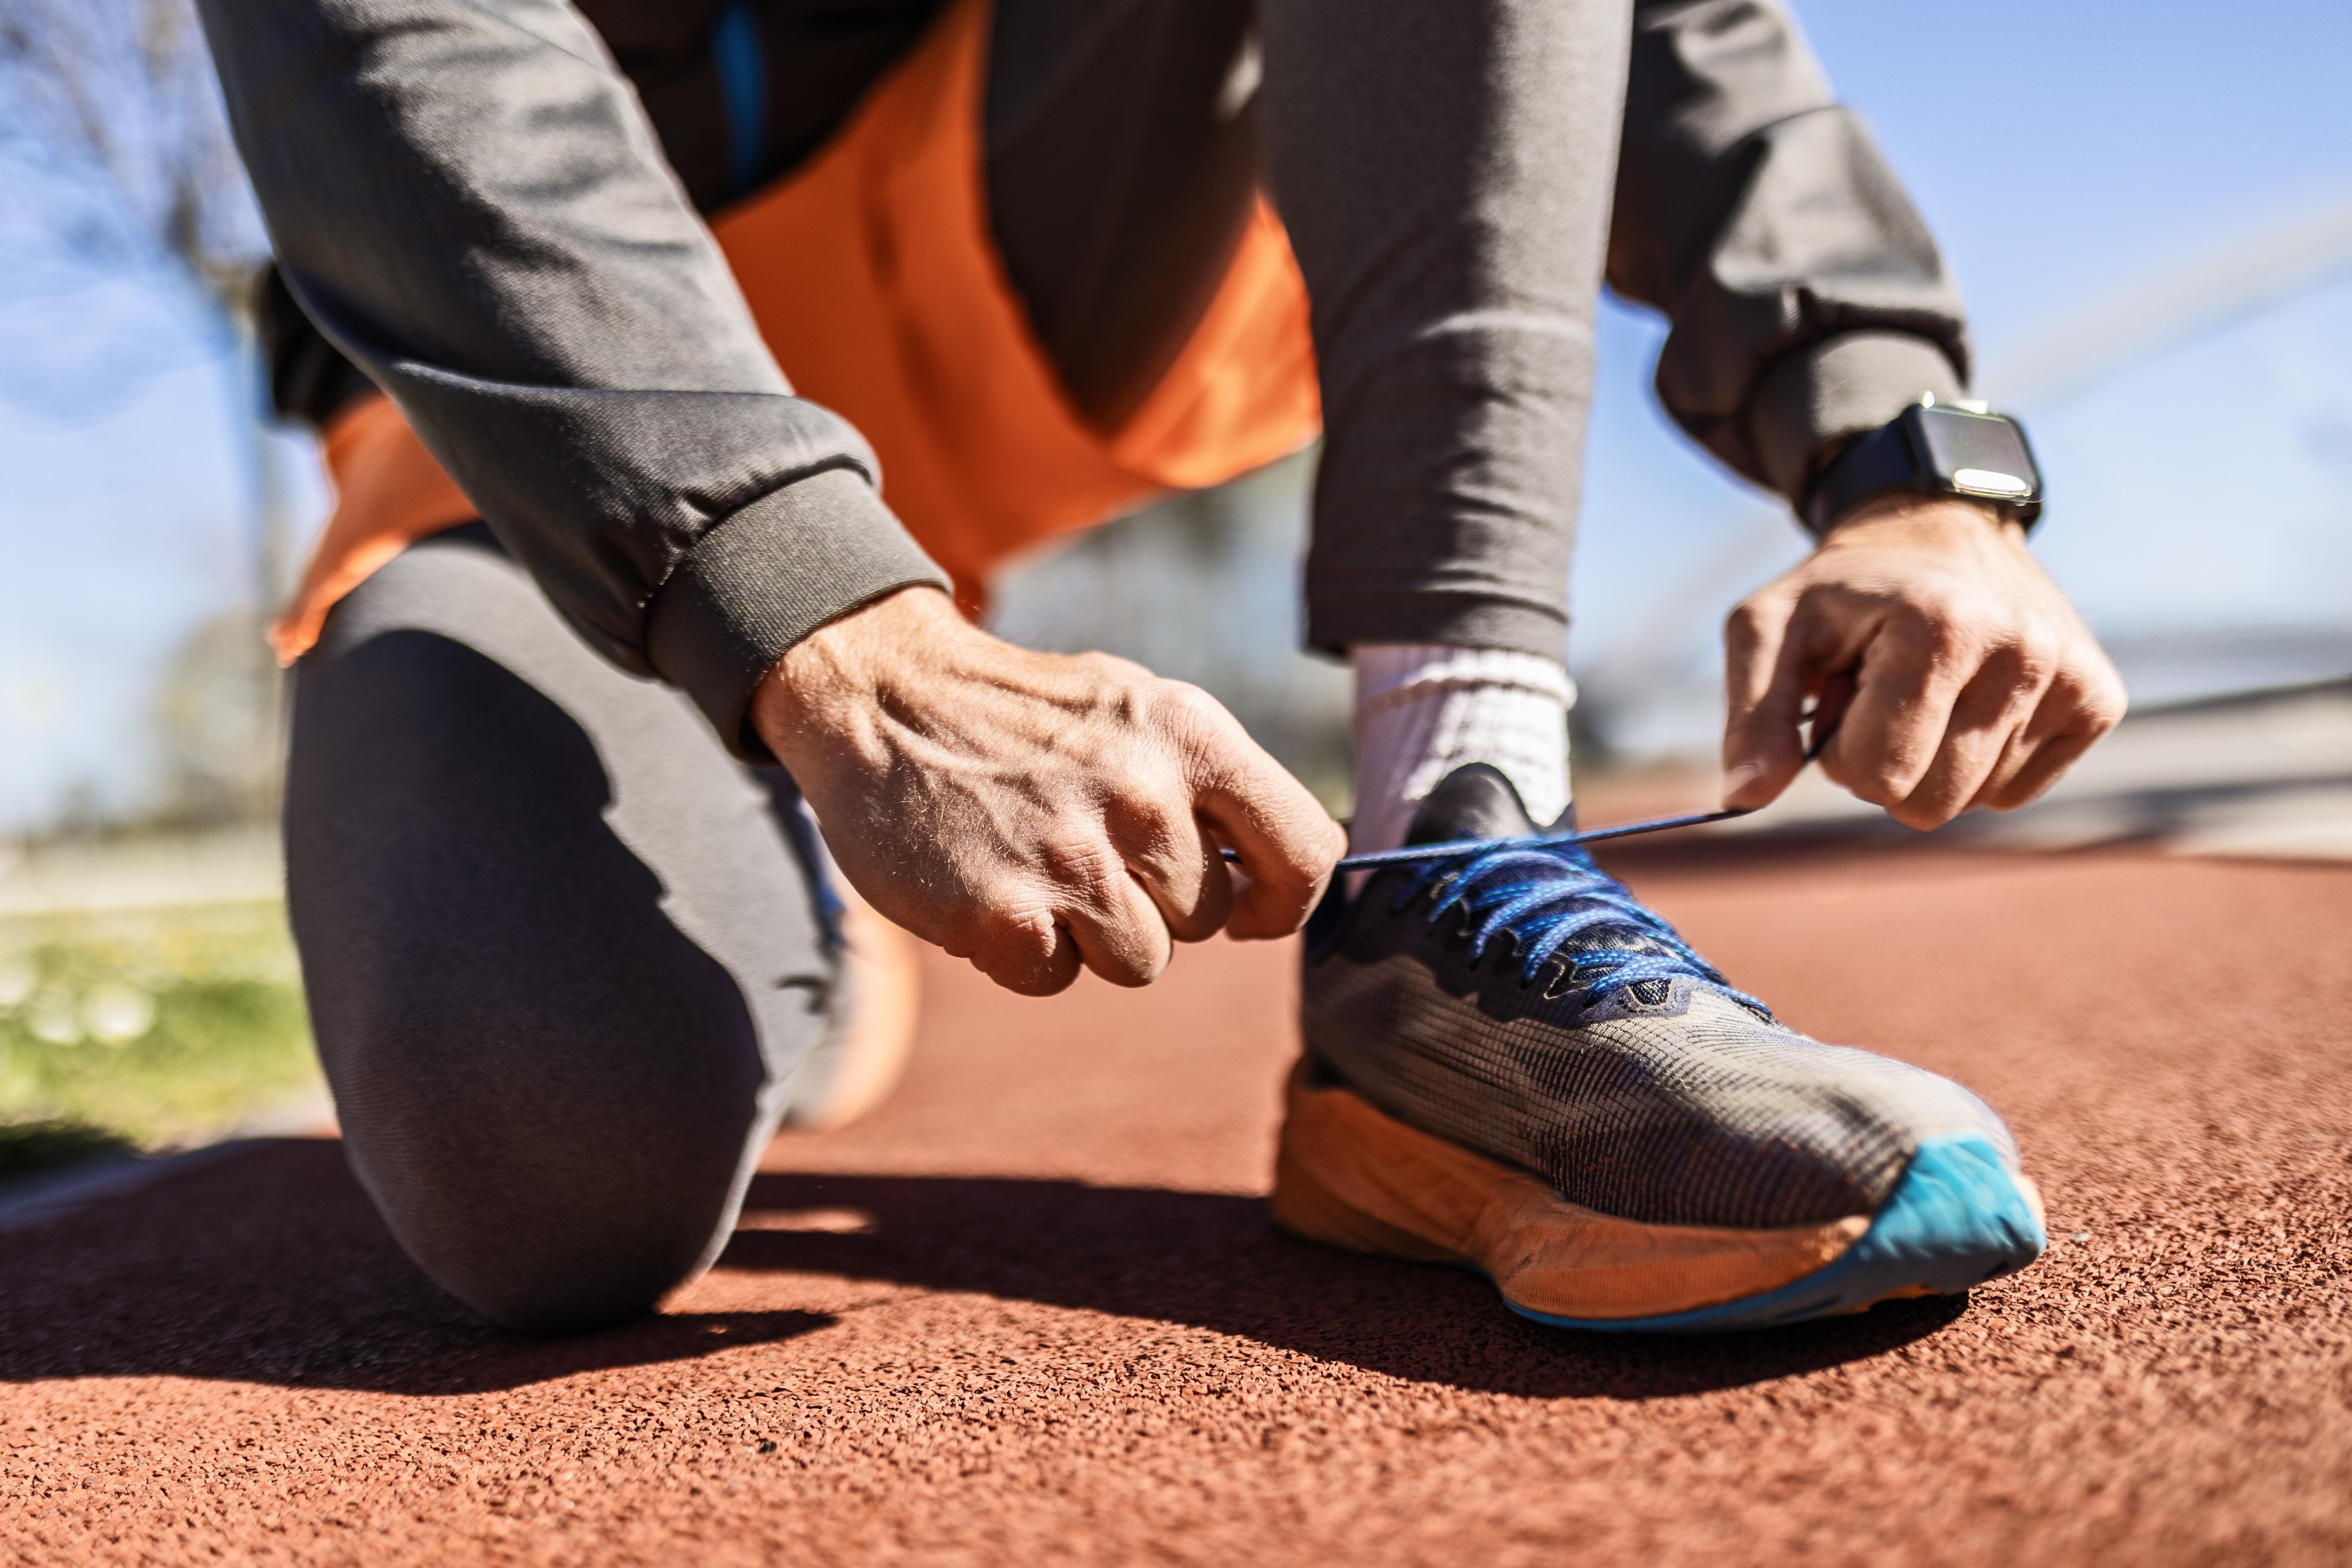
[1276,763,2046,1331]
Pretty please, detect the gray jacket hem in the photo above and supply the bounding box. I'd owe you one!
[645,469,952,760]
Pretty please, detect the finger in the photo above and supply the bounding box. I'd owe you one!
[1823,616,1977,815]
[1163,692,1341,941]
[1978,665,2128,811]
[1972,704,2051,814]
[1108,794,1232,944]
[1037,836,1176,988]
[955,901,1084,998]
[1891,648,2051,829]
[1201,777,1343,941]
[1191,762,1341,942]
[1721,592,1812,810]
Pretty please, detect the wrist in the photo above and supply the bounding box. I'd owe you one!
[1819,492,2020,542]
[1810,497,2033,575]
[750,584,957,758]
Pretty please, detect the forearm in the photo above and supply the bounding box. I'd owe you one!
[198,0,944,751]
[1609,0,1970,505]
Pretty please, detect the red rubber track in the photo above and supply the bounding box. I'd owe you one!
[3,846,2348,1565]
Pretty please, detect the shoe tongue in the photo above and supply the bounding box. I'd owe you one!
[1402,766,1686,974]
[1404,763,1543,846]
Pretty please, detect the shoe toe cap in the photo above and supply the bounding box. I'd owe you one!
[1549,989,2023,1228]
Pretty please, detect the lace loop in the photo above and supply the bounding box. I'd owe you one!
[1401,843,1771,1016]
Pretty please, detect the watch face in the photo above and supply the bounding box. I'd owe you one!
[1910,406,2039,501]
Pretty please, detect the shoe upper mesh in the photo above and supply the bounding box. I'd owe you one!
[1302,872,2018,1230]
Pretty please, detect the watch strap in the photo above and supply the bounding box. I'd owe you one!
[1803,418,1919,535]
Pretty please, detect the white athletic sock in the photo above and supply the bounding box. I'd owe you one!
[1349,643,1574,858]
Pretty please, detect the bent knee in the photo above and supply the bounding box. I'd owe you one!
[376,1170,737,1335]
[428,1238,701,1337]
[333,1079,754,1334]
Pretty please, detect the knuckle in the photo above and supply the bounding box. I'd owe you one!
[2004,629,2062,683]
[1905,607,1980,664]
[2084,676,2130,730]
[1147,679,1229,748]
[1844,769,1901,808]
[1989,651,2055,712]
[1034,828,1124,898]
[1723,597,1781,647]
[1104,787,1193,857]
[973,911,1073,996]
[1150,676,1216,719]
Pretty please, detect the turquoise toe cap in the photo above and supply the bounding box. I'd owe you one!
[1510,1133,2047,1335]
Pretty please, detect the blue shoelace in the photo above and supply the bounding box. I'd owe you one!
[1396,842,1770,1016]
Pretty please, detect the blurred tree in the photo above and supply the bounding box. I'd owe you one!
[0,0,264,316]
[0,0,288,829]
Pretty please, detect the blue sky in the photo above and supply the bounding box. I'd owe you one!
[3,0,2351,827]
[1568,0,2352,746]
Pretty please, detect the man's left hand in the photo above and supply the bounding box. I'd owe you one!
[1721,497,2128,829]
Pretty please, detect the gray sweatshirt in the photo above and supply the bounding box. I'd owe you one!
[200,0,1968,756]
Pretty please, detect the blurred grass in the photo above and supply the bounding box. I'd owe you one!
[0,900,317,1178]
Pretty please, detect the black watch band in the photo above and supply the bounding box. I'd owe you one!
[1804,398,2044,536]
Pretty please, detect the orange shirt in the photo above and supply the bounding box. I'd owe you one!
[274,0,1317,665]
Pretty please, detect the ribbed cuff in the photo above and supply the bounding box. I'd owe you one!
[1748,330,1965,505]
[645,467,950,760]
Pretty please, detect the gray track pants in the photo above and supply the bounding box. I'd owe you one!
[285,528,835,1332]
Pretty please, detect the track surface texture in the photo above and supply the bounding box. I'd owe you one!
[4,845,2349,1565]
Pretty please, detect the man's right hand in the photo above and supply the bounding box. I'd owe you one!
[750,586,1345,996]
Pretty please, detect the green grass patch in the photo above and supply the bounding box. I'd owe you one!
[0,900,318,1173]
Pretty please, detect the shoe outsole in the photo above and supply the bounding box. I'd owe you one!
[1502,1133,2047,1334]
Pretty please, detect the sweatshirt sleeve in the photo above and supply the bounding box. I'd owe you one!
[1609,0,1971,518]
[196,0,947,754]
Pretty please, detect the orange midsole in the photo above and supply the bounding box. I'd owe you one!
[1268,1061,1870,1322]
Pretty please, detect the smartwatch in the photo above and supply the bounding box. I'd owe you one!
[1803,395,2044,536]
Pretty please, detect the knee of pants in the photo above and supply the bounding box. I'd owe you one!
[311,897,771,1333]
[340,1054,758,1335]
[285,611,795,1333]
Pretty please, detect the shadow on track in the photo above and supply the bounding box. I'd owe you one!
[721,1169,1971,1401]
[0,1140,830,1396]
[0,1141,1968,1398]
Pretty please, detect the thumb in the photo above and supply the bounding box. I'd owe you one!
[1721,593,1810,811]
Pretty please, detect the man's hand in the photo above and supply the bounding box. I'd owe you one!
[751,587,1346,995]
[1721,497,2128,829]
